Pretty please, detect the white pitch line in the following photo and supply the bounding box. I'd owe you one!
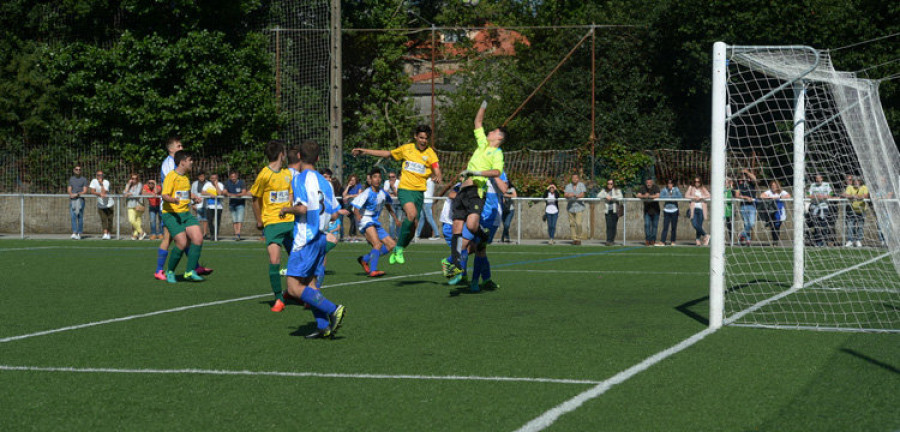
[0,271,439,344]
[0,365,602,385]
[493,269,707,276]
[514,327,717,432]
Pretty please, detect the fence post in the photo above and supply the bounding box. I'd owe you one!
[516,199,521,244]
[115,196,121,240]
[20,193,25,239]
[622,200,627,245]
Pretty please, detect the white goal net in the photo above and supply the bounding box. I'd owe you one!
[710,43,900,333]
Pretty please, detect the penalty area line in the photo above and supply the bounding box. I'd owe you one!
[514,326,718,432]
[0,270,440,344]
[0,365,602,386]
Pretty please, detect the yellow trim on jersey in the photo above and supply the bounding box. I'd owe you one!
[162,170,191,214]
[250,166,295,226]
[390,143,439,191]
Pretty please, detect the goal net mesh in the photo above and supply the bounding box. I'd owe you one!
[722,45,900,332]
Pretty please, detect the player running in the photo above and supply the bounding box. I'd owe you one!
[351,125,443,265]
[154,137,212,280]
[279,140,346,340]
[250,140,295,313]
[352,168,401,277]
[160,151,207,283]
[447,100,507,278]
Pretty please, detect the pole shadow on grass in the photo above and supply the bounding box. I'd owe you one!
[840,348,900,374]
[674,279,786,326]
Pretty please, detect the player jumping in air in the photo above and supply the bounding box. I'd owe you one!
[279,140,346,339]
[160,151,207,283]
[352,168,402,277]
[351,125,443,265]
[447,101,507,279]
[250,140,295,313]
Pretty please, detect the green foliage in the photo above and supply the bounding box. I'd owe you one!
[594,141,654,189]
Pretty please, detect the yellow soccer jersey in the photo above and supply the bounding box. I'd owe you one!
[467,127,504,192]
[390,143,439,191]
[162,170,191,214]
[250,166,295,226]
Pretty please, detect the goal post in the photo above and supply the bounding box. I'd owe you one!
[710,42,900,333]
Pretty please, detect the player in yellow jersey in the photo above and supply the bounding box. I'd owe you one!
[251,140,296,312]
[351,125,443,264]
[160,151,207,283]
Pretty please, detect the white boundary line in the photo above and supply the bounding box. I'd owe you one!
[515,327,718,432]
[0,365,601,385]
[493,269,707,276]
[0,271,440,344]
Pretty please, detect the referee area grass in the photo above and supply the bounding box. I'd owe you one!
[1,239,897,431]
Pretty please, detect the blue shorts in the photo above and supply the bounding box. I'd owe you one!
[442,223,453,248]
[195,208,207,221]
[229,204,246,223]
[360,221,389,241]
[287,234,326,279]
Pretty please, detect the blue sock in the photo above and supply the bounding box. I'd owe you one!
[472,255,484,283]
[311,308,330,330]
[315,265,325,289]
[482,256,491,281]
[369,248,381,272]
[460,250,469,275]
[156,248,168,272]
[299,287,337,314]
[379,245,389,255]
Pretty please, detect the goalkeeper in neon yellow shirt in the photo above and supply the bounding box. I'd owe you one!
[160,150,207,283]
[250,140,296,313]
[447,100,507,278]
[351,125,443,264]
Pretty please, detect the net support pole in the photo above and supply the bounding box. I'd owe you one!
[791,82,807,289]
[709,42,727,329]
[329,0,344,180]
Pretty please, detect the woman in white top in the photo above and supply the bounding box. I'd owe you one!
[686,177,711,246]
[760,180,791,242]
[544,182,560,244]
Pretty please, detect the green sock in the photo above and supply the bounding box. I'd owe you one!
[399,220,414,248]
[325,241,337,254]
[269,263,283,301]
[167,247,184,273]
[186,243,202,273]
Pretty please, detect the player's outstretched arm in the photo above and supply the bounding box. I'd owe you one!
[474,100,487,130]
[280,203,307,217]
[351,148,391,158]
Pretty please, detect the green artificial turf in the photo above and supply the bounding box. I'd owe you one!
[0,240,897,431]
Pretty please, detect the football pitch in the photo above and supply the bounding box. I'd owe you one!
[1,240,897,431]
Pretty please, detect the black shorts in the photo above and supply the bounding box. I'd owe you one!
[452,185,485,221]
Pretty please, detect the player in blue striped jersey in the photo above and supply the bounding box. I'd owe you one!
[351,168,401,277]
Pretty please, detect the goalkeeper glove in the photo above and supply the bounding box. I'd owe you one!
[480,100,488,110]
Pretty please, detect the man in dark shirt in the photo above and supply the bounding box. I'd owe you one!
[224,171,249,240]
[734,169,757,246]
[636,178,661,246]
[67,165,88,239]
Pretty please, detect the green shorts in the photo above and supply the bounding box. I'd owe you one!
[398,188,424,217]
[161,212,198,237]
[264,221,294,250]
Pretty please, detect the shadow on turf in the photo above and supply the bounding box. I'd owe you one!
[289,322,345,340]
[840,348,900,374]
[674,279,787,326]
[448,283,497,297]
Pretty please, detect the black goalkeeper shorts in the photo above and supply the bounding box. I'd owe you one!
[451,185,485,221]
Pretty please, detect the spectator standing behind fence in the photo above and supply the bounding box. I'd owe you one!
[204,173,225,240]
[564,174,587,245]
[415,177,441,241]
[224,171,249,241]
[686,177,710,246]
[144,179,162,239]
[500,180,517,243]
[89,170,114,240]
[843,176,868,247]
[544,183,560,244]
[384,171,402,239]
[596,179,623,246]
[67,165,88,240]
[807,174,833,247]
[191,172,209,239]
[724,177,735,241]
[735,169,758,246]
[760,180,790,243]
[636,178,661,246]
[123,173,146,240]
[659,179,682,246]
[343,174,362,242]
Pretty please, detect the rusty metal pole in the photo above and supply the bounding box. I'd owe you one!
[431,25,436,146]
